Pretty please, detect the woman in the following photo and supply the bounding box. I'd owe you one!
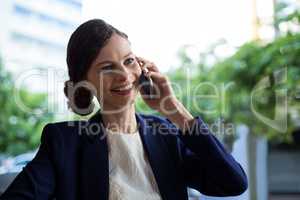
[0,19,247,200]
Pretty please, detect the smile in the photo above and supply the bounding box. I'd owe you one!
[111,83,133,91]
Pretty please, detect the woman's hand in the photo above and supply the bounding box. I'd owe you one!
[136,56,194,132]
[135,56,178,115]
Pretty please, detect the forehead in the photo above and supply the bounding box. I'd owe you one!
[95,34,131,61]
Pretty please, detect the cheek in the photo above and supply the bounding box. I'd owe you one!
[86,70,98,84]
[87,73,108,92]
[98,77,111,91]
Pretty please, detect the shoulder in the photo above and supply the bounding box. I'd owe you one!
[45,120,88,134]
[40,120,88,147]
[139,114,178,131]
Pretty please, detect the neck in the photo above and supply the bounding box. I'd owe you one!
[100,105,137,134]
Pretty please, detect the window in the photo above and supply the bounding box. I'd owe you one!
[14,5,32,16]
[56,0,82,10]
[11,32,65,52]
[13,4,76,30]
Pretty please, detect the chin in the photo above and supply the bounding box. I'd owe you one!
[109,98,136,111]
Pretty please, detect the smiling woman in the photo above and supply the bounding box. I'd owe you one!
[0,19,248,200]
[85,33,141,114]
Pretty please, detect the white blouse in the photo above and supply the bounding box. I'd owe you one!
[106,129,162,200]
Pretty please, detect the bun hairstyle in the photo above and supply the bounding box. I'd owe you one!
[64,19,128,116]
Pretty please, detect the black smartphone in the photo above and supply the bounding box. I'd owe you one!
[137,60,156,99]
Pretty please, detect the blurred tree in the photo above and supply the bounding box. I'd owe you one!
[164,8,300,145]
[212,33,299,141]
[274,0,300,37]
[0,59,54,155]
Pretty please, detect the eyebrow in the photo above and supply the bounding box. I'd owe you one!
[96,52,133,66]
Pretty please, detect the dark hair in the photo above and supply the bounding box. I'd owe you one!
[64,19,128,116]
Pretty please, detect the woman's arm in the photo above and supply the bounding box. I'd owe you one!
[0,124,59,200]
[163,99,248,197]
[136,57,247,196]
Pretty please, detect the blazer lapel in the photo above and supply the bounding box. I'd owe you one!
[136,113,179,200]
[79,110,109,200]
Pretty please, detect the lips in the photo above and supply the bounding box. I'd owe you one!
[111,83,133,91]
[111,89,132,96]
[110,82,135,96]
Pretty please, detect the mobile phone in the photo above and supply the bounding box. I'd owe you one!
[137,61,156,99]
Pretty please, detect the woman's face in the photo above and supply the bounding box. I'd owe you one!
[86,33,142,112]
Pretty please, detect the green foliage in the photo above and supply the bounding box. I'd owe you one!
[0,60,54,155]
[274,1,300,34]
[167,9,300,143]
[209,33,300,142]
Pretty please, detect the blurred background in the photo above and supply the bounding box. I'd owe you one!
[0,0,299,199]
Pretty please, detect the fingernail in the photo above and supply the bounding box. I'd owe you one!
[143,67,148,73]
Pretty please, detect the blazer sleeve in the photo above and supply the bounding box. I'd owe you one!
[165,116,248,197]
[0,123,62,200]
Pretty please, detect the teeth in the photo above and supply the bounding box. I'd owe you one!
[114,84,133,91]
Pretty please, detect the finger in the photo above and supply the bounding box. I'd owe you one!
[136,56,150,64]
[135,56,149,70]
[148,71,168,83]
[135,57,146,67]
[141,63,152,74]
[136,57,159,73]
[147,63,159,73]
[137,57,157,70]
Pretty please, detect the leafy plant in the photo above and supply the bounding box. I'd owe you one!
[0,59,54,155]
[165,10,300,144]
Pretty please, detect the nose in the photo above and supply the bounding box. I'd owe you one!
[114,64,133,82]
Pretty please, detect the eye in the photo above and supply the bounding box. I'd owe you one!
[124,57,135,65]
[97,65,113,74]
[102,65,113,71]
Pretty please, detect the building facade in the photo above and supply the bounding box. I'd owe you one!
[0,0,82,90]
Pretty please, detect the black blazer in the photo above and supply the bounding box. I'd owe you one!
[0,110,247,200]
